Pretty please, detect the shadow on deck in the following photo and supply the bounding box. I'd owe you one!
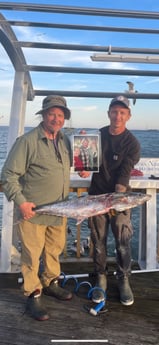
[0,261,159,345]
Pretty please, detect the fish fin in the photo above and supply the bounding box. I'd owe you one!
[108,209,120,217]
[76,217,84,225]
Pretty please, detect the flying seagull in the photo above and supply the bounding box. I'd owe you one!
[126,81,138,105]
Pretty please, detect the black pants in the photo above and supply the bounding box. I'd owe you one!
[89,211,133,278]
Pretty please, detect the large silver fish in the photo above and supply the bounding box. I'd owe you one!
[34,192,151,225]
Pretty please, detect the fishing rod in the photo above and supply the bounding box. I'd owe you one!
[59,268,159,280]
[18,268,159,284]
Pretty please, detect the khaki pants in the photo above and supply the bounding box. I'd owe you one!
[18,218,67,296]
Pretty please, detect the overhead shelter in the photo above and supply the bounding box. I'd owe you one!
[1,3,159,103]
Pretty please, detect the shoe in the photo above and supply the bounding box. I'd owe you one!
[43,279,73,301]
[117,276,134,306]
[92,273,107,303]
[26,289,49,321]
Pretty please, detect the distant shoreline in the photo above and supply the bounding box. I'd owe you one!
[0,125,159,132]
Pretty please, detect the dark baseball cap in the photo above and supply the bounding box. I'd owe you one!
[109,96,131,111]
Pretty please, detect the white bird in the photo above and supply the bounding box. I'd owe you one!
[70,237,91,255]
[126,81,138,105]
[82,237,91,250]
[71,239,85,255]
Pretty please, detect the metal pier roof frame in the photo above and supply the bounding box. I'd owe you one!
[1,2,159,101]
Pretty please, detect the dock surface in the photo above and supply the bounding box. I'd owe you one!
[0,261,158,345]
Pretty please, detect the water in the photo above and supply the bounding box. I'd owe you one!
[0,126,159,260]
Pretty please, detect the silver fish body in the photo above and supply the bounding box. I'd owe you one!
[34,192,151,225]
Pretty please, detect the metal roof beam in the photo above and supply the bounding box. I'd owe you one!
[16,41,112,52]
[34,90,159,100]
[0,3,159,20]
[26,65,159,77]
[17,41,159,55]
[4,20,159,35]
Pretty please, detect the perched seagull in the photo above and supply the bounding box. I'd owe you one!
[71,239,85,255]
[126,81,138,105]
[71,237,91,255]
[82,237,91,250]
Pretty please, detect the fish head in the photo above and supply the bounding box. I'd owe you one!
[111,192,151,212]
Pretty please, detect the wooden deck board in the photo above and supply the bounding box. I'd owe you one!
[0,263,159,345]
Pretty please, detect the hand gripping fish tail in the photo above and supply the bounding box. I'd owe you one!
[34,192,151,225]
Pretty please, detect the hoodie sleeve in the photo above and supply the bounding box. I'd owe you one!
[116,136,141,187]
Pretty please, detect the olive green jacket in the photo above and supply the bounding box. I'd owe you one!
[1,123,72,225]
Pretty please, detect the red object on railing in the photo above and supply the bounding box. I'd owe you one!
[130,169,143,176]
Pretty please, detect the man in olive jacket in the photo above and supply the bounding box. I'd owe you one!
[1,95,73,321]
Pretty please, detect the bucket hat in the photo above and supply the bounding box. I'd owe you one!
[36,95,71,120]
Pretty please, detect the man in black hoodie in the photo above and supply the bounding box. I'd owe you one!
[88,96,140,306]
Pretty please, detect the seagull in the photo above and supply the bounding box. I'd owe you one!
[82,237,91,250]
[126,81,138,105]
[71,239,85,255]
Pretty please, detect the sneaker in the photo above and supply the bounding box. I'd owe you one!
[117,276,134,306]
[92,273,107,303]
[26,289,49,321]
[43,279,73,301]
